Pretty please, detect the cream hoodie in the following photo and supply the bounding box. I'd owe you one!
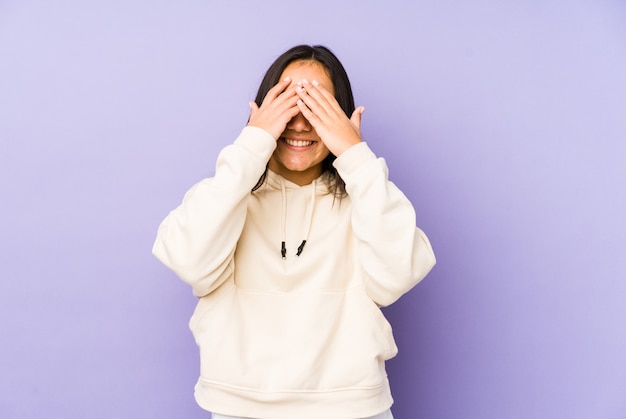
[152,126,436,419]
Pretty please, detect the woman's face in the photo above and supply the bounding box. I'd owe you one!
[268,60,334,186]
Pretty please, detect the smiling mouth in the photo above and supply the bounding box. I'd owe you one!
[282,137,314,147]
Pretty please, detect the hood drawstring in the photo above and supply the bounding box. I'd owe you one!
[297,179,316,257]
[280,178,287,259]
[279,178,316,259]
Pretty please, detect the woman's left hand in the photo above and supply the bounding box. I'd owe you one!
[295,79,365,156]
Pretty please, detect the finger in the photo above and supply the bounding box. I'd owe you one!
[296,82,330,121]
[269,90,300,124]
[262,76,292,105]
[308,79,345,115]
[296,98,320,126]
[350,106,365,131]
[284,103,302,122]
[248,101,259,121]
[277,84,300,107]
[266,84,299,115]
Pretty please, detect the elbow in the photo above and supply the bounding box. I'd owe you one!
[152,236,169,267]
[375,232,437,307]
[413,227,436,280]
[153,239,233,297]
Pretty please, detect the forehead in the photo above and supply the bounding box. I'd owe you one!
[280,60,334,94]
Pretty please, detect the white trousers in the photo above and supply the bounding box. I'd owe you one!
[212,409,393,419]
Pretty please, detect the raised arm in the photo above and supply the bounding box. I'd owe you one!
[295,78,435,306]
[334,144,436,306]
[153,79,301,296]
[152,127,275,296]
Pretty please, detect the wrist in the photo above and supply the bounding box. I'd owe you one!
[330,135,362,157]
[247,122,280,140]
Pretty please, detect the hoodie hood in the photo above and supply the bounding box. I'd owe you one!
[262,169,331,194]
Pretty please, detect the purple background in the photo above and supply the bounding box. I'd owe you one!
[1,1,625,418]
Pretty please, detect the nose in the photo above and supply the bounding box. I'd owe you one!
[286,112,311,132]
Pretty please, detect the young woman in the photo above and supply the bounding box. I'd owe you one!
[152,45,436,419]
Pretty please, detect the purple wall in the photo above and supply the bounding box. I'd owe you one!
[1,1,625,418]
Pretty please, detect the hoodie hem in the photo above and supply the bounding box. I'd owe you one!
[195,377,393,419]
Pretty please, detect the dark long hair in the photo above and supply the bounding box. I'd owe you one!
[252,45,355,197]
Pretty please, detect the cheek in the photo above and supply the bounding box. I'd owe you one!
[318,144,331,159]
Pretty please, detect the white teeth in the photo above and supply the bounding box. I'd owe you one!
[284,138,313,147]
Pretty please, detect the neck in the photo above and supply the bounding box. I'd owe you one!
[268,165,322,186]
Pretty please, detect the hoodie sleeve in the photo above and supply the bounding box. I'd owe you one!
[333,142,436,307]
[152,127,276,297]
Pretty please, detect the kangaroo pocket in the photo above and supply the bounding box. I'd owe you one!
[190,285,397,392]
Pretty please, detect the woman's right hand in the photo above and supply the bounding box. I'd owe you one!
[247,77,301,140]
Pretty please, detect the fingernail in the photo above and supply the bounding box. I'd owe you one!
[302,78,309,85]
[312,80,319,86]
[283,76,291,82]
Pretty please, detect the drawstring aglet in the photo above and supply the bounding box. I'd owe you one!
[296,240,307,257]
[281,241,287,259]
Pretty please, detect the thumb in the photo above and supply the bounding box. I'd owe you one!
[350,106,365,131]
[248,101,259,122]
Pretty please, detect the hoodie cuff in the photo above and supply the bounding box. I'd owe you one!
[333,142,378,178]
[234,126,277,159]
